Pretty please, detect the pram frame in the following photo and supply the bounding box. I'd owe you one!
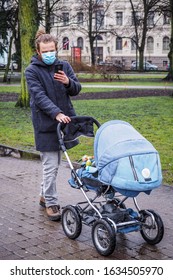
[57,116,103,219]
[57,116,164,256]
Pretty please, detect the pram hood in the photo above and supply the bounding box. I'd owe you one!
[94,120,162,194]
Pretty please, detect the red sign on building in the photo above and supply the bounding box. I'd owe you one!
[71,47,81,63]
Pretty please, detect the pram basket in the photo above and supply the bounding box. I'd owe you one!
[58,116,164,256]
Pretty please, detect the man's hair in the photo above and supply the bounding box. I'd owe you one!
[35,27,58,51]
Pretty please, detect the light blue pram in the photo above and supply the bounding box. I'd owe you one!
[94,119,162,196]
[58,116,164,256]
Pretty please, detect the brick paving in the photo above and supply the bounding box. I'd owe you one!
[0,156,173,260]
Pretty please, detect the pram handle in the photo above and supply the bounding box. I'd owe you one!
[57,122,66,152]
[57,116,101,152]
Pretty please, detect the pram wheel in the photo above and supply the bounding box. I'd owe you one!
[62,205,82,239]
[140,209,164,245]
[92,218,116,256]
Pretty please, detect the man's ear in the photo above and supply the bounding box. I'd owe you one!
[36,48,40,55]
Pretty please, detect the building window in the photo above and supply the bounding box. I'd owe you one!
[163,12,170,25]
[116,37,122,50]
[50,14,55,25]
[147,12,154,26]
[163,36,170,51]
[62,12,69,26]
[163,61,168,67]
[96,0,104,3]
[96,10,104,29]
[131,11,140,26]
[131,36,137,50]
[95,35,103,41]
[77,37,83,49]
[77,12,83,25]
[63,37,69,50]
[116,12,123,26]
[147,36,154,52]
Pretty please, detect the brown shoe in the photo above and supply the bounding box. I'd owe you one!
[46,205,61,221]
[39,196,46,208]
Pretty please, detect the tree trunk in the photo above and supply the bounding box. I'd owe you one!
[16,0,38,108]
[88,0,95,65]
[89,36,95,65]
[3,35,13,82]
[139,48,144,71]
[45,0,51,33]
[13,21,21,71]
[164,0,173,81]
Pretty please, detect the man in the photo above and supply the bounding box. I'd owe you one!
[25,28,81,221]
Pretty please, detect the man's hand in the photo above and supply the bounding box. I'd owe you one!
[55,113,71,123]
[54,71,69,86]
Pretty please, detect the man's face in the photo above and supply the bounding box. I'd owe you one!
[37,41,56,55]
[37,41,57,65]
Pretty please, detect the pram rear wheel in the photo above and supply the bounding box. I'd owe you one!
[92,219,116,256]
[140,209,164,245]
[62,205,82,239]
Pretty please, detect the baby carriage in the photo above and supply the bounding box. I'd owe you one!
[57,116,164,256]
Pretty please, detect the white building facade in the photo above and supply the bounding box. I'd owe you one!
[51,0,171,70]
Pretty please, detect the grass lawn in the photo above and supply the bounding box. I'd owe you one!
[0,72,173,94]
[0,95,173,186]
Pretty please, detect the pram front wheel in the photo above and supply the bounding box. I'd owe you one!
[140,209,164,245]
[62,205,82,239]
[92,218,116,256]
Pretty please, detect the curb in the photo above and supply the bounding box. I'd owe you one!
[0,144,81,169]
[0,144,40,160]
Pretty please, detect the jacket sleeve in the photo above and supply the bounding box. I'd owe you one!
[63,61,82,96]
[25,67,62,119]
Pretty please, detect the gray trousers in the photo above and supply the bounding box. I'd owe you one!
[40,151,61,207]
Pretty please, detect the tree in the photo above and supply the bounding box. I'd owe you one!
[128,0,167,71]
[0,0,8,57]
[164,0,173,80]
[0,0,19,82]
[89,1,167,70]
[72,0,113,65]
[3,1,19,82]
[37,0,62,33]
[16,0,39,107]
[45,0,61,33]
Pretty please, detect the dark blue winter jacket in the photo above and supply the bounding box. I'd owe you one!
[25,55,81,152]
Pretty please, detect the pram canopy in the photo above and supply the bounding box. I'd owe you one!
[94,120,162,195]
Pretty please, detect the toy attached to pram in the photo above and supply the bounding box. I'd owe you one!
[57,116,164,256]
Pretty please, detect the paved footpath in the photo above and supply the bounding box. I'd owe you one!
[0,156,173,260]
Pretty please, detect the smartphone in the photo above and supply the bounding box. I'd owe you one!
[54,64,63,73]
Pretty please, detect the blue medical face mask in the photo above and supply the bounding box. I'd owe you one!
[41,51,56,65]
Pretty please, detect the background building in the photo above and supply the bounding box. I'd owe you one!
[0,0,170,71]
[50,0,170,70]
